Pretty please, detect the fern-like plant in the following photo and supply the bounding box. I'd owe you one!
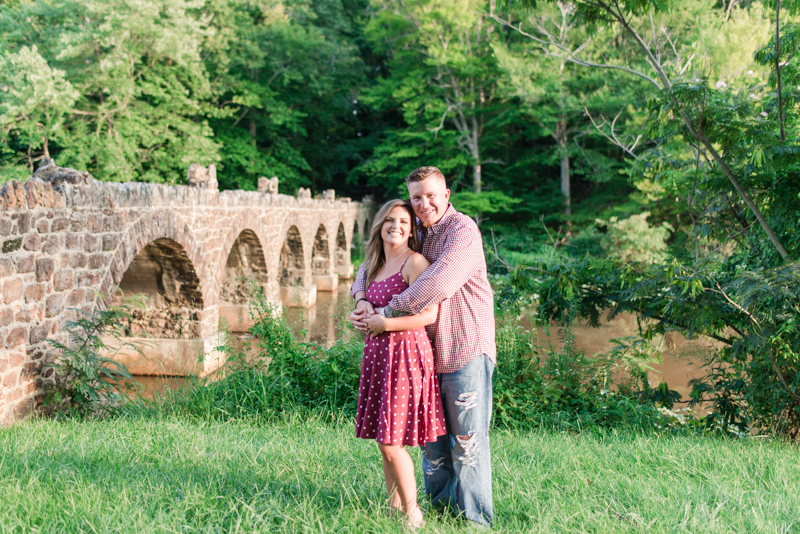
[44,294,146,419]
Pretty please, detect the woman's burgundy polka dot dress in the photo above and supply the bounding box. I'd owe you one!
[355,270,447,447]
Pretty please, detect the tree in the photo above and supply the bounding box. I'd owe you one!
[493,1,645,217]
[0,0,220,183]
[0,45,78,182]
[201,0,368,192]
[497,0,800,436]
[361,0,512,194]
[489,0,794,260]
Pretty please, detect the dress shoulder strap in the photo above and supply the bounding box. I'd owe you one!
[400,252,416,271]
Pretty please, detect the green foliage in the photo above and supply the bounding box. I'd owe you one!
[0,0,369,190]
[503,253,800,436]
[596,212,673,264]
[0,45,78,183]
[203,0,368,192]
[492,302,674,433]
[142,286,363,422]
[450,190,522,219]
[488,0,800,439]
[491,2,643,217]
[44,295,145,420]
[0,0,221,183]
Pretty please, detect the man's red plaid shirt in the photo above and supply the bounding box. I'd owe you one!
[352,204,496,373]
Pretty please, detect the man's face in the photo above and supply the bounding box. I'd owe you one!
[408,178,450,228]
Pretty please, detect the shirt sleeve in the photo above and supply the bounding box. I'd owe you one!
[388,224,481,314]
[350,263,367,298]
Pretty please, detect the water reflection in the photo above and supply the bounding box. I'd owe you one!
[283,283,354,346]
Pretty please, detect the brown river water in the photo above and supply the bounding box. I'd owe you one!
[131,282,712,404]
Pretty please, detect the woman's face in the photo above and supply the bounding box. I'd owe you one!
[380,205,413,248]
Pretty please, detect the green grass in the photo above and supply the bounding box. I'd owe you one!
[0,417,798,533]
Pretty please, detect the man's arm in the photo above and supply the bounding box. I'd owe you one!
[350,263,367,297]
[386,224,482,315]
[365,304,438,336]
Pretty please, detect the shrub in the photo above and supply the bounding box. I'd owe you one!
[504,250,800,438]
[136,286,363,422]
[492,306,672,433]
[596,212,673,264]
[44,295,145,419]
[136,282,675,433]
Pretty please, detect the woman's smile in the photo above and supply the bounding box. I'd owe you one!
[381,206,412,246]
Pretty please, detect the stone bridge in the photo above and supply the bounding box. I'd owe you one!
[0,161,371,424]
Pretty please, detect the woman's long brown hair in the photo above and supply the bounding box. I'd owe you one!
[363,199,420,286]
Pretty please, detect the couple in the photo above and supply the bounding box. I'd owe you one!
[350,166,496,528]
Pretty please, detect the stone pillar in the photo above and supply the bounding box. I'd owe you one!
[187,163,218,189]
[219,299,282,334]
[280,284,317,308]
[258,176,278,194]
[335,263,354,280]
[312,273,338,292]
[105,333,225,377]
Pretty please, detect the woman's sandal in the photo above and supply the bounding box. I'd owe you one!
[404,506,426,529]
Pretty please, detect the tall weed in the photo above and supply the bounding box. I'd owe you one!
[133,285,673,434]
[492,305,671,433]
[45,294,145,419]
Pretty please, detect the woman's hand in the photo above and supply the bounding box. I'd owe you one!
[364,312,389,336]
[349,298,375,333]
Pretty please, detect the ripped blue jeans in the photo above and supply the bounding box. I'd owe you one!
[421,354,494,527]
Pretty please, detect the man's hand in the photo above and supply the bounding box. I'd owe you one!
[349,299,375,333]
[365,313,388,336]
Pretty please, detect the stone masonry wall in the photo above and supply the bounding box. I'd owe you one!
[0,172,370,424]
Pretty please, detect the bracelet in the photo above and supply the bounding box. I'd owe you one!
[356,297,368,306]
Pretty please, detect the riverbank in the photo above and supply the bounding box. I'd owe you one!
[1,417,797,532]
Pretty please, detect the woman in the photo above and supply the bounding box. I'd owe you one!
[353,199,446,528]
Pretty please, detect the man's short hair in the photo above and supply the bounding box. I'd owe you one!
[406,166,446,186]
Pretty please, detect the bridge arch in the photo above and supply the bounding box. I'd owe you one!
[280,225,305,287]
[218,229,270,333]
[215,209,273,299]
[104,209,206,305]
[102,210,220,376]
[112,237,204,340]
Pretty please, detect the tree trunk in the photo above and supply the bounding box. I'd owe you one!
[470,117,482,193]
[557,118,571,217]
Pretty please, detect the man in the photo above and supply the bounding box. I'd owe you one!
[350,166,496,527]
